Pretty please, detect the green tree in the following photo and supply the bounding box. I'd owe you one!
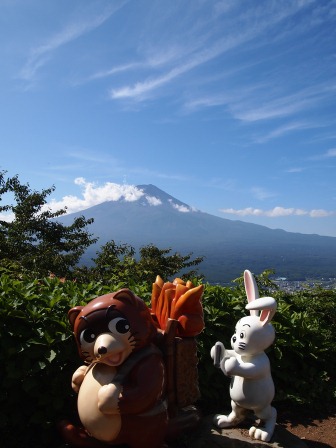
[0,171,97,277]
[88,240,137,284]
[137,244,204,283]
[81,240,204,285]
[233,268,278,294]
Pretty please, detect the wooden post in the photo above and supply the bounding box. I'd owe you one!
[163,318,179,418]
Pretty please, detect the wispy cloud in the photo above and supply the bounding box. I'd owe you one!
[185,88,302,122]
[286,167,304,173]
[109,1,310,102]
[109,39,238,100]
[66,150,113,165]
[254,121,314,143]
[19,3,125,83]
[251,187,276,201]
[309,148,336,160]
[233,83,336,123]
[220,206,335,218]
[183,77,336,130]
[87,63,143,82]
[87,46,184,84]
[324,148,336,158]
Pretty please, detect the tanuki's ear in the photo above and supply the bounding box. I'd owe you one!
[113,288,138,307]
[68,306,83,329]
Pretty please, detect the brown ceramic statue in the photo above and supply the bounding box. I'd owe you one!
[59,277,204,448]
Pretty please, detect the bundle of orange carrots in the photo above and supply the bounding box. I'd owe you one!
[151,275,204,337]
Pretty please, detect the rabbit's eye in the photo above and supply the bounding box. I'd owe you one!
[232,335,237,343]
[240,332,245,338]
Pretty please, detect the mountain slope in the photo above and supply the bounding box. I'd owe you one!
[59,184,336,283]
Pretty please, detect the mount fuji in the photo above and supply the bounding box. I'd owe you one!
[59,184,336,283]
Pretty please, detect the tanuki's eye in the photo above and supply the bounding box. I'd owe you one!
[80,329,96,344]
[108,317,130,334]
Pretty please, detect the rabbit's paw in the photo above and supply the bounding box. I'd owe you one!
[210,342,224,364]
[250,406,276,441]
[249,425,272,442]
[224,356,238,375]
[250,407,276,441]
[213,413,244,429]
[213,414,232,428]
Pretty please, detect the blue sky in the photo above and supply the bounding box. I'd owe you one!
[1,0,336,237]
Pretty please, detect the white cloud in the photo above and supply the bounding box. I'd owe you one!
[1,178,167,219]
[170,202,191,213]
[46,178,146,214]
[220,206,334,218]
[44,179,193,214]
[0,211,15,222]
[310,209,334,218]
[146,196,162,206]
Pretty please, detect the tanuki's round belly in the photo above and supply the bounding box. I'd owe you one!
[78,364,122,442]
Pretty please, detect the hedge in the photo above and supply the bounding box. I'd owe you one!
[0,272,335,447]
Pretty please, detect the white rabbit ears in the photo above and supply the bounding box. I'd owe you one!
[244,270,277,325]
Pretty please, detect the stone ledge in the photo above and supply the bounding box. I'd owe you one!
[181,415,308,448]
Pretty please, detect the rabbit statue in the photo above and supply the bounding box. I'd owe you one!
[210,269,277,442]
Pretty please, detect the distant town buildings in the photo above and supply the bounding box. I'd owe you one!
[273,277,336,292]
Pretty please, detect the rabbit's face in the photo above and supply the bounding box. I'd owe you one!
[231,315,275,356]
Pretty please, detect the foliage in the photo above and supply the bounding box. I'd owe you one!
[269,286,336,405]
[0,272,99,446]
[0,171,97,277]
[0,171,204,284]
[136,244,204,283]
[196,281,246,412]
[74,240,137,285]
[0,267,335,447]
[74,240,204,286]
[197,273,336,413]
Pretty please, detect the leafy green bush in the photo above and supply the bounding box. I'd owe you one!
[269,287,336,405]
[198,282,336,413]
[196,283,246,412]
[0,273,104,447]
[0,269,335,447]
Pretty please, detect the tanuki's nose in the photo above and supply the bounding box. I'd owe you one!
[98,346,107,355]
